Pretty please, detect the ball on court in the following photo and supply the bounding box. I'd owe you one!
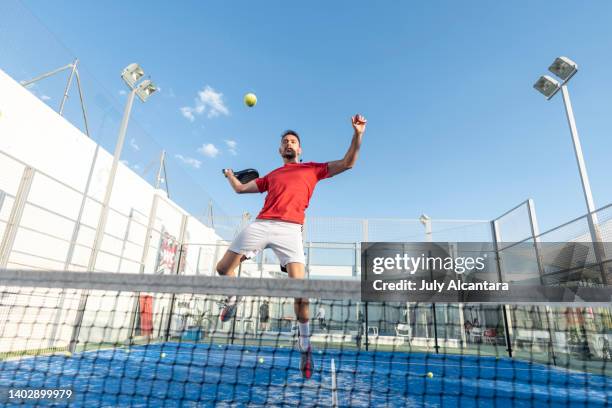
[426,372,434,378]
[258,357,265,364]
[245,350,250,354]
[318,350,323,354]
[161,352,166,358]
[244,93,257,107]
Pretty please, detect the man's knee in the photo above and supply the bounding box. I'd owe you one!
[294,297,309,306]
[216,251,246,276]
[216,261,229,276]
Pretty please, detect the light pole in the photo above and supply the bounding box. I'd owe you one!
[87,63,157,271]
[533,56,607,284]
[419,214,432,242]
[69,64,157,353]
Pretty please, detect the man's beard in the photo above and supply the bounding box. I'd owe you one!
[282,149,297,160]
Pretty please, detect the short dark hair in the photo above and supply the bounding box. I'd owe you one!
[280,130,300,145]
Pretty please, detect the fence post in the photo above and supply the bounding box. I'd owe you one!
[164,214,189,342]
[123,193,161,346]
[0,167,34,268]
[491,220,513,358]
[527,199,557,365]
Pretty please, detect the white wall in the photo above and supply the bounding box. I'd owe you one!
[0,68,223,352]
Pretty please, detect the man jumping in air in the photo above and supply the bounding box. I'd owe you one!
[217,114,367,378]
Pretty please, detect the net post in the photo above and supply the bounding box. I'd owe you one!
[331,358,338,408]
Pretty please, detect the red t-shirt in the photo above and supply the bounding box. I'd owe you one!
[255,162,329,224]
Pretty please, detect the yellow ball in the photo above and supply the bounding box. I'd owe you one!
[258,357,265,364]
[426,372,434,378]
[244,93,257,107]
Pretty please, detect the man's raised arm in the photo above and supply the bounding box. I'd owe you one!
[327,114,367,177]
[223,169,260,194]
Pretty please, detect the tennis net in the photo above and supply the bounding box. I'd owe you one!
[0,269,610,407]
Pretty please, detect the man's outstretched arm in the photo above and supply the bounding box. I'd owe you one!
[327,114,367,177]
[223,169,260,193]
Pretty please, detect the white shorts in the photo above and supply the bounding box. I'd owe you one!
[229,219,305,267]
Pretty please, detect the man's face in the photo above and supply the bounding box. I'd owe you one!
[279,134,301,160]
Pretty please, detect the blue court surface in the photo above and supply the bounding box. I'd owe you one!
[0,342,609,407]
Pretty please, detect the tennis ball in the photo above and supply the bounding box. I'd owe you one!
[161,352,166,358]
[244,93,257,107]
[258,357,265,364]
[426,372,434,379]
[318,350,323,354]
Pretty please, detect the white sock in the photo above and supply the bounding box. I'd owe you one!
[299,321,310,350]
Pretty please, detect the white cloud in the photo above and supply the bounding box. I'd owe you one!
[129,138,140,151]
[180,85,229,122]
[40,94,51,101]
[175,154,202,169]
[225,139,237,155]
[180,106,195,122]
[197,143,220,158]
[119,89,127,96]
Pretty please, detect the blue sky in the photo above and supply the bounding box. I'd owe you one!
[3,1,612,233]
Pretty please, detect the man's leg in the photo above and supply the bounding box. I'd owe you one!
[216,250,246,277]
[286,262,309,326]
[216,250,246,322]
[286,262,313,378]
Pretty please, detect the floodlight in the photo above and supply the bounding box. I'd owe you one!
[548,56,578,81]
[121,63,144,88]
[533,75,560,99]
[135,79,157,102]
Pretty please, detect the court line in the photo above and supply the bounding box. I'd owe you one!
[72,348,597,374]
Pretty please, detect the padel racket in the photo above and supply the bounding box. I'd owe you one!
[222,168,259,184]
